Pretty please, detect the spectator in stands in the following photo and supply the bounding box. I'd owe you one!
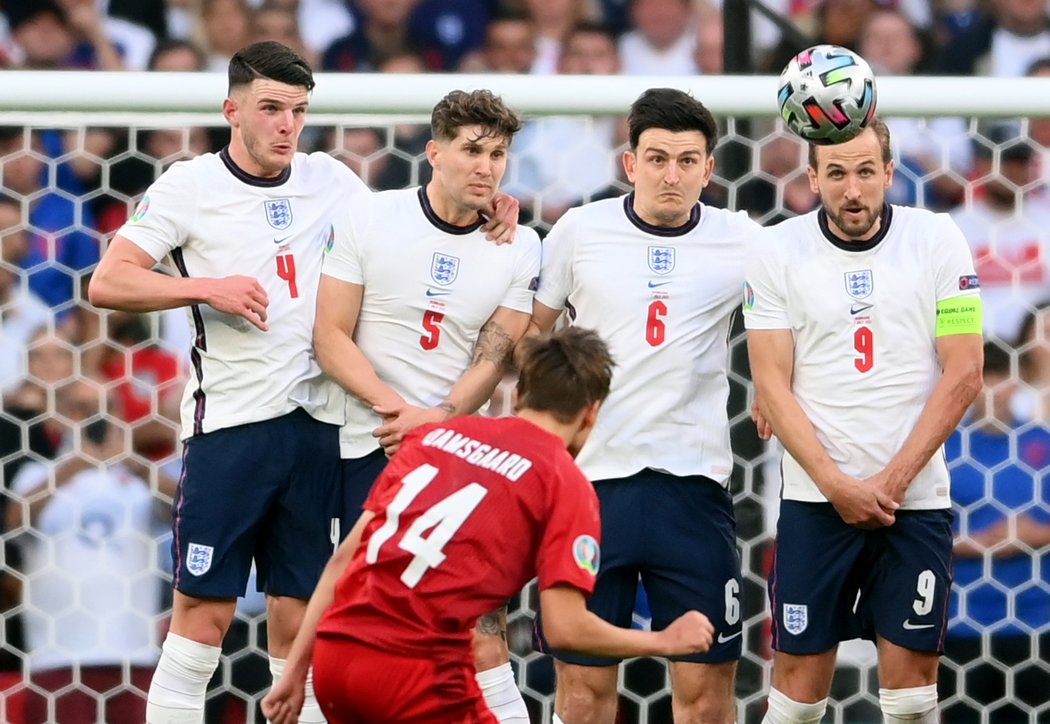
[507,21,622,225]
[522,0,599,74]
[858,7,970,210]
[765,0,880,72]
[200,0,251,71]
[329,126,395,190]
[462,11,537,73]
[6,382,174,724]
[1024,57,1050,187]
[1015,301,1050,422]
[250,0,315,66]
[949,124,1050,342]
[0,197,52,395]
[937,0,1050,77]
[0,127,100,313]
[942,340,1050,722]
[7,0,126,70]
[693,8,723,75]
[147,37,207,71]
[738,134,817,225]
[618,0,696,75]
[322,0,488,72]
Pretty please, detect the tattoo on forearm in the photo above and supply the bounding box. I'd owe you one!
[475,609,508,640]
[437,398,456,418]
[472,321,515,369]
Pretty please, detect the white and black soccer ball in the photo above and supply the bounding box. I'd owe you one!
[777,44,877,145]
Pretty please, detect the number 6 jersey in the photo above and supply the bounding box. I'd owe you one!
[743,204,980,510]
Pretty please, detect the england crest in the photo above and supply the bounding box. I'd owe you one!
[431,252,460,286]
[648,246,675,275]
[186,542,214,576]
[783,603,808,635]
[264,199,293,230]
[844,269,873,299]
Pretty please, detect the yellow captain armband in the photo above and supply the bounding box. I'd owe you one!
[936,296,982,337]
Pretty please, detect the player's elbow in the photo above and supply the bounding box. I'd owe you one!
[86,264,115,309]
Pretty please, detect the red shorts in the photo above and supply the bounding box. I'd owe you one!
[312,636,498,724]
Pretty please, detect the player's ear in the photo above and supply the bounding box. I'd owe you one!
[222,97,238,128]
[425,139,441,170]
[622,149,637,184]
[807,160,819,194]
[883,158,895,189]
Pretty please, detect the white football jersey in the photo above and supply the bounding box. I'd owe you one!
[118,149,368,438]
[14,463,160,670]
[744,205,980,509]
[949,198,1050,341]
[323,187,541,458]
[536,194,756,484]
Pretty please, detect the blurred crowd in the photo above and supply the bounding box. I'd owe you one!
[1,0,1050,721]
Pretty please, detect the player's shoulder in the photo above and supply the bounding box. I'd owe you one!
[151,153,218,188]
[752,210,813,252]
[297,152,368,191]
[513,224,542,253]
[700,203,761,232]
[888,204,965,243]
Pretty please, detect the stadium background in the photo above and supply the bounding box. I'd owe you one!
[1,0,1050,722]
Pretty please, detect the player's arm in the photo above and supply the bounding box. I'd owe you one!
[261,510,375,724]
[89,236,270,331]
[868,331,983,503]
[313,274,406,410]
[747,328,897,527]
[374,306,530,453]
[540,585,713,658]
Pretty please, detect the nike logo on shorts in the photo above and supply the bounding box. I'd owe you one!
[902,619,935,630]
[717,630,742,644]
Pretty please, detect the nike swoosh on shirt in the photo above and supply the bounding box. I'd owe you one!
[425,289,451,297]
[717,631,742,644]
[273,236,291,245]
[850,303,873,315]
[902,620,935,630]
[648,281,671,288]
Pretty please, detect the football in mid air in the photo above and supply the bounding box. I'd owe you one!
[777,44,877,145]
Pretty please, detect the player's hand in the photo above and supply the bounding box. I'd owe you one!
[865,468,911,507]
[481,192,520,245]
[827,478,898,529]
[372,403,447,457]
[205,276,270,331]
[260,675,305,724]
[751,400,773,441]
[658,611,714,655]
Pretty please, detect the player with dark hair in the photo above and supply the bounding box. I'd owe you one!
[90,42,518,724]
[262,327,716,724]
[530,87,760,723]
[745,118,983,724]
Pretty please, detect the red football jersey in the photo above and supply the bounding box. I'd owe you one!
[317,416,601,658]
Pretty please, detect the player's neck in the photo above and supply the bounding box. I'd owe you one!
[515,410,577,450]
[424,182,484,228]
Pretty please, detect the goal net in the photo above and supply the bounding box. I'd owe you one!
[1,72,1049,724]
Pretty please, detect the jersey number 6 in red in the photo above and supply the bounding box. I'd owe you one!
[646,300,667,347]
[421,310,445,350]
[854,326,873,373]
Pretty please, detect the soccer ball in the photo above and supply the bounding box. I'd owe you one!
[777,44,877,145]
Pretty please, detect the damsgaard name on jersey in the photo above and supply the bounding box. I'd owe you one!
[421,428,534,482]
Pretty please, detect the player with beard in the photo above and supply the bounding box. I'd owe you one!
[744,117,984,724]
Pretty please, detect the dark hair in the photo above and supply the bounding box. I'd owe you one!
[430,89,522,144]
[148,38,207,71]
[515,327,614,423]
[567,20,617,43]
[1026,56,1050,77]
[1015,300,1050,381]
[228,41,315,94]
[983,340,1011,376]
[808,115,892,169]
[627,88,718,153]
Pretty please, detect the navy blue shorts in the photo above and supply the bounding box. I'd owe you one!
[769,501,954,655]
[171,409,340,599]
[537,470,742,665]
[339,447,387,540]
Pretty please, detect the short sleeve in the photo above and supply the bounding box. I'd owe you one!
[497,227,541,314]
[535,457,602,594]
[322,194,369,284]
[932,214,980,303]
[743,227,790,330]
[116,161,196,261]
[534,211,578,312]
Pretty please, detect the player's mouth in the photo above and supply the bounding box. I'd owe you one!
[272,143,294,154]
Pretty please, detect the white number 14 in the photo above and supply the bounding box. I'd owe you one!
[365,464,488,588]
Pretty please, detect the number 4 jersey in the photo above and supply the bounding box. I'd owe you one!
[743,204,981,510]
[317,415,601,658]
[118,149,368,438]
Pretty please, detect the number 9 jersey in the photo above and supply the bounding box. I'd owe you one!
[743,204,980,510]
